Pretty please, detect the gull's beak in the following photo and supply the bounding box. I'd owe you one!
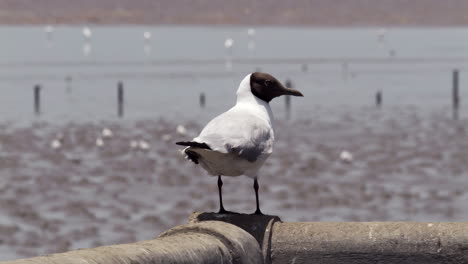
[282,86,304,97]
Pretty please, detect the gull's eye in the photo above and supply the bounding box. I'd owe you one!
[264,80,271,87]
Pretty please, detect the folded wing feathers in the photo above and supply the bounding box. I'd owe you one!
[175,141,212,150]
[175,111,273,165]
[176,141,212,164]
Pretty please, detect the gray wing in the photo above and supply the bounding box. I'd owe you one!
[193,108,274,162]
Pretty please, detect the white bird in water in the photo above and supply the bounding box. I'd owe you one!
[224,38,234,49]
[143,31,152,55]
[138,140,150,151]
[143,31,152,41]
[82,27,92,39]
[50,133,63,150]
[176,72,303,214]
[247,28,256,56]
[162,134,172,142]
[50,139,62,150]
[96,137,104,147]
[44,25,54,42]
[176,125,187,136]
[339,150,353,163]
[247,28,256,37]
[130,140,139,149]
[44,25,54,34]
[224,37,234,71]
[101,128,113,138]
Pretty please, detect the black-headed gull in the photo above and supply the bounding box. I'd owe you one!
[176,72,303,214]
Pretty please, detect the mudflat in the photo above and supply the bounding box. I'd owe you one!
[1,107,467,260]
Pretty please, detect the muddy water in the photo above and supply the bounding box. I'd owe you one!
[0,106,467,260]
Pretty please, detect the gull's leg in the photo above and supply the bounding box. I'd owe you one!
[218,175,227,213]
[253,178,263,215]
[216,175,238,214]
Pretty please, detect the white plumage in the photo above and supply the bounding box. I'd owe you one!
[189,74,274,178]
[177,72,303,214]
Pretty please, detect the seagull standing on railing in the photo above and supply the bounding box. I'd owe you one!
[176,72,303,214]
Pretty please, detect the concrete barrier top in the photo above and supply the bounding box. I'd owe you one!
[271,222,468,264]
[2,220,263,264]
[3,212,468,264]
[191,213,468,264]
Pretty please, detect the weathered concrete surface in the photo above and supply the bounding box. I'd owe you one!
[270,222,468,264]
[4,212,468,264]
[189,212,281,264]
[189,212,281,247]
[191,213,468,263]
[2,221,263,264]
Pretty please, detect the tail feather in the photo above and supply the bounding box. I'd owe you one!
[185,149,200,164]
[176,141,211,164]
[176,141,212,150]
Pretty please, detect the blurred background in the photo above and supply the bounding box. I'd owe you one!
[0,0,467,260]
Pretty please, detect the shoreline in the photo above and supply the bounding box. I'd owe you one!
[1,0,467,26]
[2,23,468,28]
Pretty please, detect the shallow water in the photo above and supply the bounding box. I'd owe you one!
[0,26,467,122]
[1,107,468,260]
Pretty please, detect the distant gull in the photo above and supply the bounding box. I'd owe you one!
[176,125,187,136]
[143,31,152,40]
[143,31,152,55]
[50,133,63,150]
[247,28,256,37]
[101,128,113,138]
[44,25,54,41]
[50,139,62,150]
[176,72,303,214]
[224,38,234,49]
[339,150,353,163]
[44,25,54,34]
[130,140,139,149]
[130,139,150,151]
[162,134,172,142]
[138,140,150,151]
[224,37,234,71]
[96,137,104,147]
[82,27,92,39]
[247,28,256,54]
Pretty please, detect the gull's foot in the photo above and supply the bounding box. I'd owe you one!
[252,209,264,215]
[217,209,240,214]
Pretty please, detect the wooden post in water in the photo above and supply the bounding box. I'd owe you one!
[452,70,460,119]
[376,91,382,108]
[117,81,124,118]
[452,70,459,120]
[34,84,41,116]
[65,76,72,94]
[285,79,292,119]
[199,92,206,108]
[341,62,349,81]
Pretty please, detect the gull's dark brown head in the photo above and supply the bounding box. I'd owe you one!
[250,72,303,103]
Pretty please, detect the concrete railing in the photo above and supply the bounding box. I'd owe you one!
[3,212,468,264]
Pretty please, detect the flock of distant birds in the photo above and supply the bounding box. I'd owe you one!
[47,122,353,163]
[48,124,188,152]
[42,25,257,59]
[44,25,152,56]
[42,25,394,59]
